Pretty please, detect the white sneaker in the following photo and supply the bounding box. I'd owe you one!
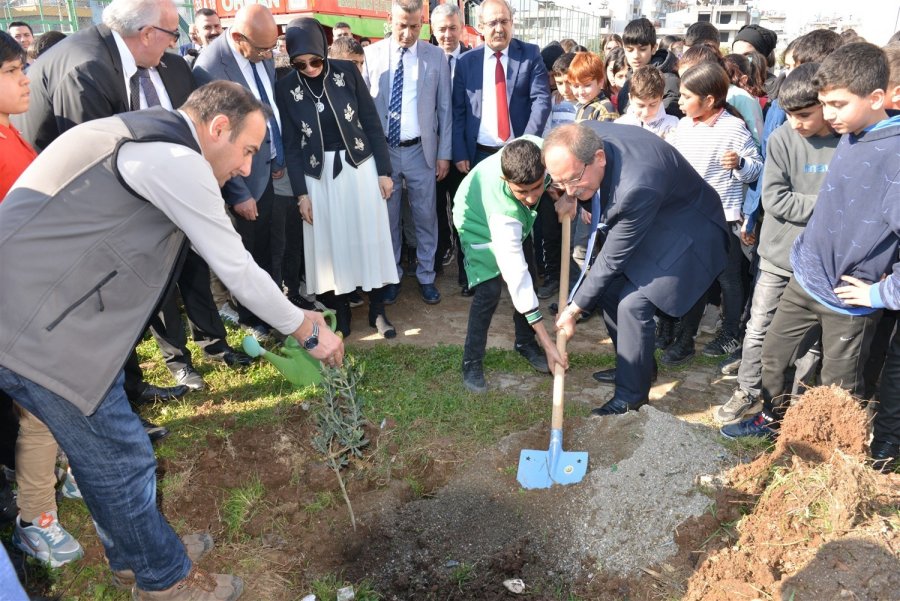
[13,511,84,567]
[218,302,239,325]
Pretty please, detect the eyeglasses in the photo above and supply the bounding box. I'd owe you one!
[482,19,511,29]
[292,57,325,71]
[549,162,589,190]
[145,25,180,41]
[238,33,277,57]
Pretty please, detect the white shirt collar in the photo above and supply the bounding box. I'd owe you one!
[389,38,418,58]
[449,45,462,59]
[226,28,252,71]
[111,30,138,81]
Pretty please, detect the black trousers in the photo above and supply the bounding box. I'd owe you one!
[874,321,900,445]
[462,238,539,364]
[536,190,562,282]
[150,249,231,374]
[233,178,276,328]
[436,164,466,285]
[271,192,304,296]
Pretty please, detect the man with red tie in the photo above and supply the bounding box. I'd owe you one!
[451,0,550,172]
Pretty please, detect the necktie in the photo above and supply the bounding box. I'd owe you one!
[130,68,160,110]
[387,47,406,148]
[569,192,604,302]
[494,51,510,141]
[251,62,284,168]
[448,54,455,81]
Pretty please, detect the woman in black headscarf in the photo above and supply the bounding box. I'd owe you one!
[276,18,397,338]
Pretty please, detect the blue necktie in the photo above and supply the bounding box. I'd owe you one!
[387,48,406,148]
[569,191,604,302]
[251,62,284,168]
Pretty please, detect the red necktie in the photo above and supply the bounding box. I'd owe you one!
[494,51,510,141]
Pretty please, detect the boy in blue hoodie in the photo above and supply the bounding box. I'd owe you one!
[723,42,900,440]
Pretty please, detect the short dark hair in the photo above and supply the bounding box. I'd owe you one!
[791,29,843,66]
[684,22,720,51]
[551,51,576,76]
[8,21,32,34]
[329,37,364,59]
[543,123,604,167]
[334,21,351,29]
[630,65,665,100]
[500,139,544,185]
[33,30,66,58]
[779,63,822,112]
[659,34,682,51]
[623,18,655,47]
[194,8,217,19]
[181,81,271,142]
[813,42,888,97]
[0,31,26,65]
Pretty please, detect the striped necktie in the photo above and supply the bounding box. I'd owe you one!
[387,48,407,148]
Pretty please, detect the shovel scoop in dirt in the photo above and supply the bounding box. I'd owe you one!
[517,215,588,489]
[241,310,336,387]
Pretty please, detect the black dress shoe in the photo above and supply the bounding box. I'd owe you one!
[213,351,254,368]
[590,397,647,416]
[140,417,170,444]
[136,383,189,405]
[592,367,658,384]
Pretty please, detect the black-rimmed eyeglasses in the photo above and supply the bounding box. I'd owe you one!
[144,25,180,41]
[549,162,588,190]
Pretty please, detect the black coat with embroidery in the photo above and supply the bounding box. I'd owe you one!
[275,59,392,197]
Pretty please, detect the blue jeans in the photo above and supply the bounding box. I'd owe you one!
[0,367,190,591]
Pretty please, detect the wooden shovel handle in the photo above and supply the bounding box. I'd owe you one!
[551,214,572,432]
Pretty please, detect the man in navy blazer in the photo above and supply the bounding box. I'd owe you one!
[451,0,550,173]
[549,122,729,416]
[193,4,283,335]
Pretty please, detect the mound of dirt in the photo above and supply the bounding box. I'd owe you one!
[684,385,900,601]
[347,406,735,599]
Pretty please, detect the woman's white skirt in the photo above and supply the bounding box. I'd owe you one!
[303,151,399,295]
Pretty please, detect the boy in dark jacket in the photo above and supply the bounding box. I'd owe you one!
[723,43,900,440]
[715,63,838,426]
[616,18,682,118]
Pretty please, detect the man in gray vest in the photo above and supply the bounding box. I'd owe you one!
[0,81,343,601]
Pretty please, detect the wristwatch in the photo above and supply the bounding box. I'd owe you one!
[302,321,319,351]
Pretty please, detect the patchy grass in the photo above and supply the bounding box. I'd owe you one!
[12,332,610,599]
[222,476,266,542]
[310,573,381,601]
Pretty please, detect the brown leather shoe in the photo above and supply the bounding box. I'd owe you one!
[112,533,214,589]
[132,566,243,600]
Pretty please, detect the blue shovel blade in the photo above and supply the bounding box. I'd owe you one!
[517,448,589,489]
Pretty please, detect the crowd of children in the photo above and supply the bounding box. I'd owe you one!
[536,18,900,474]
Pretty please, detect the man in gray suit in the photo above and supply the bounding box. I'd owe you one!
[364,0,452,305]
[192,4,284,337]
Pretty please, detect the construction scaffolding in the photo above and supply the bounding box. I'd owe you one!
[506,0,613,52]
